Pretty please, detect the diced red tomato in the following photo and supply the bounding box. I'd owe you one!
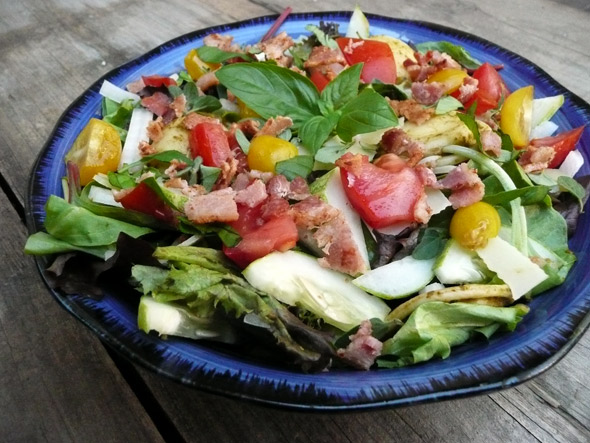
[141,75,177,88]
[462,62,508,115]
[190,122,232,167]
[529,126,585,168]
[118,182,176,224]
[309,69,331,92]
[336,38,396,84]
[223,203,298,268]
[336,153,425,228]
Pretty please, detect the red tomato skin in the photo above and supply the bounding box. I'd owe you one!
[223,214,298,268]
[335,38,397,84]
[190,122,232,167]
[118,182,176,224]
[141,75,177,88]
[338,154,424,228]
[309,69,331,92]
[530,126,585,168]
[462,62,507,115]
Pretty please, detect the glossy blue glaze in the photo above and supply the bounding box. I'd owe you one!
[26,12,590,410]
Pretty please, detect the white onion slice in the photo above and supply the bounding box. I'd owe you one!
[119,107,153,168]
[99,80,140,104]
[559,150,585,177]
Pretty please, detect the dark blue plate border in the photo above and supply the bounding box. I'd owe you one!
[25,11,590,410]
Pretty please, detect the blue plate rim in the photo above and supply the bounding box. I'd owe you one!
[25,11,590,410]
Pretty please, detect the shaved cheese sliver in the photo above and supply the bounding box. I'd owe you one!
[88,186,122,207]
[99,80,140,104]
[559,150,585,178]
[530,120,558,139]
[119,107,153,168]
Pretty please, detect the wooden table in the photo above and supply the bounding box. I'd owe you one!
[2,0,589,441]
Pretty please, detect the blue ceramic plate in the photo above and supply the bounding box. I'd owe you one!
[26,12,590,410]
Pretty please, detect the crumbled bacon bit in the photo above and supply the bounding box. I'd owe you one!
[203,33,240,52]
[257,116,293,137]
[456,76,479,103]
[415,164,438,188]
[373,153,407,173]
[234,179,268,208]
[127,78,146,94]
[413,191,432,224]
[259,31,294,67]
[141,92,172,117]
[518,144,556,173]
[304,46,346,69]
[288,176,311,201]
[411,82,445,106]
[184,188,239,224]
[164,177,189,189]
[336,320,383,370]
[266,174,291,198]
[138,140,157,157]
[404,50,462,82]
[183,112,220,130]
[260,195,290,220]
[181,184,207,199]
[388,98,434,125]
[289,196,340,229]
[170,94,187,118]
[196,71,220,92]
[164,159,188,178]
[481,130,502,157]
[230,119,260,138]
[438,163,485,208]
[147,117,165,142]
[379,128,425,166]
[214,157,239,190]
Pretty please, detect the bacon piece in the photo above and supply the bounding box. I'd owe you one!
[146,117,165,142]
[438,163,485,209]
[456,76,479,103]
[415,164,438,188]
[184,188,239,224]
[304,46,346,69]
[336,320,383,370]
[412,191,432,224]
[374,153,407,173]
[266,174,291,198]
[379,128,425,166]
[288,176,311,201]
[234,179,268,208]
[203,33,240,52]
[196,71,219,92]
[259,31,294,67]
[127,78,146,94]
[257,116,293,137]
[260,195,290,220]
[138,140,157,157]
[388,99,434,125]
[164,159,188,178]
[481,130,502,157]
[164,177,189,189]
[411,82,444,106]
[518,145,556,173]
[404,50,462,82]
[214,157,239,190]
[182,112,220,130]
[170,94,187,118]
[230,119,260,138]
[141,92,172,117]
[181,184,207,199]
[289,196,340,229]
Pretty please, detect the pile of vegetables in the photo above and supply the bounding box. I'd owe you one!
[25,8,588,372]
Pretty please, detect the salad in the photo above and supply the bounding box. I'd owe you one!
[25,7,589,372]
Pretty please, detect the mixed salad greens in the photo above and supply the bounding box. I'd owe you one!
[26,8,589,372]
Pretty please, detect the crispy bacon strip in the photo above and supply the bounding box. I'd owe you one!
[184,188,239,224]
[336,320,383,370]
[438,163,485,209]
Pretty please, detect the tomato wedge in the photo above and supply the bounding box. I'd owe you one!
[223,203,298,268]
[335,38,396,84]
[141,75,177,88]
[529,126,585,168]
[189,122,232,167]
[309,69,331,92]
[118,182,176,224]
[463,62,507,115]
[336,153,424,228]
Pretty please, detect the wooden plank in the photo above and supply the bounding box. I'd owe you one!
[0,191,163,442]
[1,0,590,441]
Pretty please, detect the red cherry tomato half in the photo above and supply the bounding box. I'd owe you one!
[462,62,508,115]
[530,126,585,168]
[189,122,232,167]
[141,75,177,88]
[118,182,176,224]
[335,38,397,84]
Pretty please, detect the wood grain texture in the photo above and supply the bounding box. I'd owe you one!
[0,193,163,442]
[1,0,590,441]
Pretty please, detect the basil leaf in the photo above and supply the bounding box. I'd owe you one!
[558,176,586,210]
[412,228,447,260]
[457,112,481,150]
[108,171,137,189]
[142,150,193,165]
[321,63,362,110]
[305,24,338,49]
[234,128,250,154]
[483,185,550,206]
[275,155,315,180]
[299,113,339,153]
[363,82,408,100]
[336,89,397,142]
[197,46,254,63]
[415,41,481,70]
[200,165,221,192]
[314,139,352,164]
[435,96,463,114]
[216,63,320,127]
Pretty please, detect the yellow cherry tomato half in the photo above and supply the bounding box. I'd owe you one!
[184,48,220,81]
[426,68,469,94]
[247,135,298,173]
[65,118,122,186]
[449,201,501,250]
[500,85,533,147]
[237,98,259,119]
